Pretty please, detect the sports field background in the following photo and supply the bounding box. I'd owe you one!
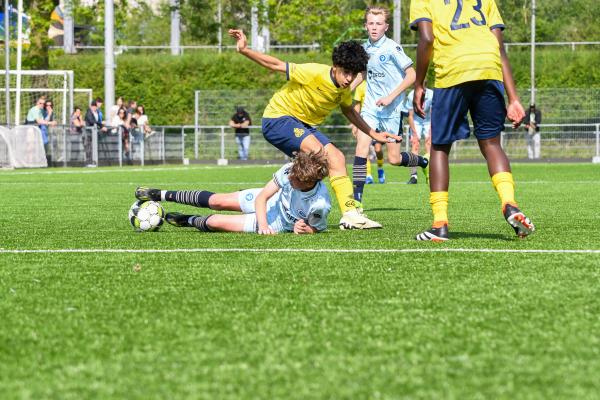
[1,163,599,398]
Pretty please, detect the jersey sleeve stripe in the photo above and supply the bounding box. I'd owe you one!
[490,24,505,31]
[410,18,432,31]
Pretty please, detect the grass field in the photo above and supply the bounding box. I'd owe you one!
[1,162,599,399]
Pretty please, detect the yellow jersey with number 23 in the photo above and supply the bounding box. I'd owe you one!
[410,0,505,88]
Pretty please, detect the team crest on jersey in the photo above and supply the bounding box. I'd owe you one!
[245,193,254,201]
[294,128,304,137]
[379,54,387,62]
[396,46,402,52]
[298,210,307,218]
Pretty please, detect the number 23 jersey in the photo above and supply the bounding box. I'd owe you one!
[409,0,505,88]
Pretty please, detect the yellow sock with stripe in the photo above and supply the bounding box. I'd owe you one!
[430,191,448,228]
[491,172,516,208]
[377,156,384,168]
[330,175,357,213]
[366,158,372,177]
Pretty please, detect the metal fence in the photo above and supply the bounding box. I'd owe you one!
[42,123,600,167]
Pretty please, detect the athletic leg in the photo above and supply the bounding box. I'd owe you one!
[352,129,373,202]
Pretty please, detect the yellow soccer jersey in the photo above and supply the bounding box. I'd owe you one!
[410,0,505,88]
[353,80,366,107]
[263,63,353,126]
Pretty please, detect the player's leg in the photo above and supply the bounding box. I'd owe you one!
[408,124,422,184]
[472,80,534,237]
[384,117,429,173]
[416,85,471,241]
[135,186,246,212]
[352,127,374,202]
[164,213,247,232]
[374,142,385,183]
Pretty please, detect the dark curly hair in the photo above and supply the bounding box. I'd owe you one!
[331,40,368,74]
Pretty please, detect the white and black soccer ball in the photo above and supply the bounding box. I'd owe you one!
[129,200,164,232]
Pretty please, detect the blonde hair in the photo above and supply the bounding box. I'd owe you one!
[365,6,390,22]
[290,150,329,183]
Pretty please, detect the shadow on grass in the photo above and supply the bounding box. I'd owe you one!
[450,231,513,241]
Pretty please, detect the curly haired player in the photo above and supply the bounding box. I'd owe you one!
[228,28,402,230]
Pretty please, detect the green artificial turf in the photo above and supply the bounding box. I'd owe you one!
[0,163,599,399]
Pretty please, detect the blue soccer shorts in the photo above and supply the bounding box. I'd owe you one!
[262,116,331,157]
[430,80,507,145]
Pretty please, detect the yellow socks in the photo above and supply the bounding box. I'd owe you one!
[491,172,516,208]
[377,157,384,168]
[430,191,449,227]
[366,158,372,177]
[330,175,356,213]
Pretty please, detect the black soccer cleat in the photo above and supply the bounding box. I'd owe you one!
[135,186,161,201]
[503,203,535,238]
[416,224,449,242]
[407,176,418,185]
[165,212,195,227]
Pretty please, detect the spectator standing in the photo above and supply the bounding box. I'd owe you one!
[229,106,251,161]
[84,100,107,166]
[70,106,84,134]
[523,105,542,159]
[111,107,132,161]
[134,105,152,136]
[110,96,124,122]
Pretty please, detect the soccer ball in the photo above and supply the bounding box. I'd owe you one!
[129,200,164,232]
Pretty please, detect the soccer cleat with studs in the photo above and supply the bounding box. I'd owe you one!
[378,168,386,184]
[503,203,535,238]
[339,209,382,230]
[407,176,418,185]
[365,175,374,185]
[416,224,449,242]
[135,186,161,201]
[165,212,195,227]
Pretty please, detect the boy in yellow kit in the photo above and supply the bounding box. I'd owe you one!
[229,29,401,229]
[410,0,535,241]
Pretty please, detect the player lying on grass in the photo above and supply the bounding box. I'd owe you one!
[228,28,406,230]
[410,0,535,241]
[135,151,331,234]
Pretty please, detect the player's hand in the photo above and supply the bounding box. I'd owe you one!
[258,225,276,235]
[507,100,525,129]
[370,130,402,144]
[228,29,247,53]
[293,220,316,235]
[413,85,426,118]
[375,95,393,107]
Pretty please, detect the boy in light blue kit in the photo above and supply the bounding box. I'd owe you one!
[352,5,429,204]
[135,151,331,235]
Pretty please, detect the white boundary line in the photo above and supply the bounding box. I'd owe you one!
[1,248,599,254]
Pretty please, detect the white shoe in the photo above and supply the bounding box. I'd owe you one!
[339,209,382,230]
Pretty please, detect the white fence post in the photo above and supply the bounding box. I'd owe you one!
[195,128,199,160]
[217,125,228,165]
[92,126,98,166]
[161,127,166,163]
[140,132,145,167]
[181,126,185,163]
[118,127,123,167]
[62,127,67,167]
[593,124,600,163]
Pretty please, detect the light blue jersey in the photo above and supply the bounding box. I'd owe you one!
[405,89,434,124]
[362,36,414,119]
[238,163,331,233]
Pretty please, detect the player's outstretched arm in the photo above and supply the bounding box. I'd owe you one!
[413,21,433,118]
[255,179,280,235]
[341,105,402,143]
[492,28,525,128]
[228,29,286,73]
[293,220,317,234]
[376,67,416,107]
